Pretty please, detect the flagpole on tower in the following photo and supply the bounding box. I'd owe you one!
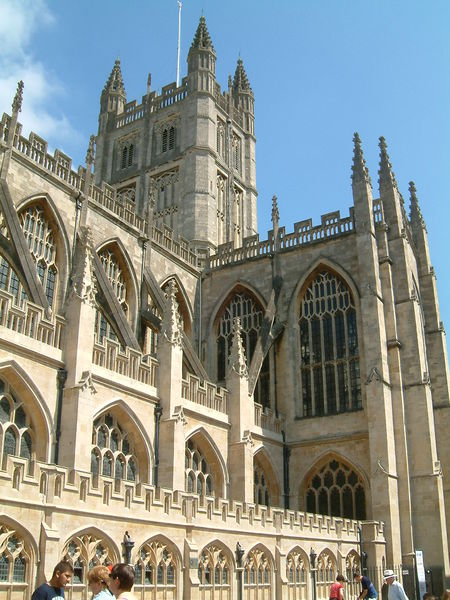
[176,1,182,87]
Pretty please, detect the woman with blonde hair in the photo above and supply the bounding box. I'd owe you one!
[88,566,112,600]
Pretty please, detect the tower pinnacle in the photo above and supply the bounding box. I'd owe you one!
[233,58,252,94]
[11,81,24,114]
[351,132,372,186]
[100,59,126,114]
[378,136,399,191]
[409,181,426,230]
[190,15,214,50]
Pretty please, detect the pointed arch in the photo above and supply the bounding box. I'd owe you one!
[299,452,369,520]
[198,539,234,593]
[96,237,139,327]
[93,399,154,484]
[159,273,194,332]
[199,538,236,569]
[0,360,53,462]
[62,525,120,563]
[0,514,38,563]
[185,426,228,498]
[16,193,71,312]
[243,543,275,569]
[243,543,273,594]
[134,534,181,594]
[286,545,309,594]
[253,445,281,507]
[0,515,38,591]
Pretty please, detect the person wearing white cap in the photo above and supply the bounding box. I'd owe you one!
[383,569,409,600]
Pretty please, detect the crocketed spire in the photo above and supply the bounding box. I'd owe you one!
[271,194,279,228]
[103,59,126,96]
[409,181,426,230]
[228,317,248,378]
[233,57,252,93]
[378,136,399,191]
[12,80,24,114]
[351,132,372,186]
[191,15,214,50]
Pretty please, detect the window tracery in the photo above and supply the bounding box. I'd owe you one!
[198,545,231,598]
[0,524,30,588]
[216,291,270,408]
[185,438,213,496]
[243,548,271,595]
[19,205,57,308]
[253,461,270,506]
[0,256,28,307]
[63,533,115,586]
[91,413,138,482]
[0,379,33,466]
[286,550,307,600]
[134,540,176,595]
[304,458,366,519]
[217,120,226,160]
[151,169,179,229]
[120,142,135,170]
[95,247,128,346]
[298,271,361,417]
[161,125,176,153]
[316,551,336,600]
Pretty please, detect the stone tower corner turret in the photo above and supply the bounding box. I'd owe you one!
[187,15,216,93]
[232,56,255,134]
[100,59,126,118]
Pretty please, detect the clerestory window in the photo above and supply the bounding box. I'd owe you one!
[185,438,213,496]
[298,270,361,417]
[0,379,33,467]
[91,413,137,482]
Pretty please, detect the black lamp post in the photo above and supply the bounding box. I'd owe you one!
[123,531,134,565]
[235,542,245,600]
[310,548,317,600]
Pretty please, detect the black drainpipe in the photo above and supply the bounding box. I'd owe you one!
[282,429,291,509]
[153,404,163,486]
[54,368,67,464]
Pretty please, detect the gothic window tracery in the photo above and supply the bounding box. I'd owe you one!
[243,548,271,596]
[0,256,28,307]
[298,271,361,417]
[91,414,138,482]
[0,524,30,589]
[19,205,57,308]
[253,462,270,507]
[151,169,179,229]
[216,291,270,408]
[161,125,176,153]
[286,550,307,600]
[316,551,336,600]
[134,540,176,596]
[63,533,115,587]
[120,143,135,169]
[198,545,231,598]
[0,379,33,466]
[185,438,213,496]
[304,458,366,520]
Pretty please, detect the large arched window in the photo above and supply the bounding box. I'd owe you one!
[298,270,361,417]
[19,205,58,309]
[134,540,177,597]
[243,548,271,597]
[316,551,337,600]
[216,291,270,408]
[0,524,31,593]
[286,549,308,600]
[185,438,213,496]
[198,544,231,598]
[0,379,34,467]
[304,458,366,520]
[63,533,115,588]
[91,413,138,483]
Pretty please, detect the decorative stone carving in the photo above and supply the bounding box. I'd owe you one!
[69,225,97,307]
[173,405,187,426]
[85,135,95,165]
[12,81,24,113]
[161,280,183,347]
[78,371,97,395]
[228,317,248,378]
[242,430,254,446]
[366,367,382,384]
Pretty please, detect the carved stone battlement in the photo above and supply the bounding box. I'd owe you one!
[1,453,379,542]
[181,373,228,413]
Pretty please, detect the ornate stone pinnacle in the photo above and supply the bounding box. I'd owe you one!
[228,317,248,378]
[12,81,24,114]
[162,280,183,347]
[191,15,215,51]
[271,195,279,227]
[378,136,398,191]
[233,57,253,94]
[85,135,95,165]
[70,225,97,307]
[409,181,426,230]
[351,132,372,186]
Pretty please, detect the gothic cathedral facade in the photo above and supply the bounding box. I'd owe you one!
[0,15,448,600]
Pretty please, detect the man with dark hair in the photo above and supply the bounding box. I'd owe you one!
[32,561,73,600]
[108,564,136,600]
[354,570,378,600]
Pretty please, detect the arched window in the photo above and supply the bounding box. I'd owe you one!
[91,413,139,483]
[286,549,307,598]
[185,438,213,496]
[0,525,31,591]
[304,458,366,519]
[0,256,28,307]
[63,533,115,590]
[216,291,270,408]
[121,146,128,169]
[316,551,337,600]
[168,127,175,150]
[128,144,134,166]
[298,270,361,417]
[198,545,231,597]
[20,205,58,308]
[134,540,177,596]
[0,379,34,467]
[243,548,271,596]
[253,461,270,507]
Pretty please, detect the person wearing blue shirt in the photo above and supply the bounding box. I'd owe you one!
[354,571,378,600]
[31,561,73,600]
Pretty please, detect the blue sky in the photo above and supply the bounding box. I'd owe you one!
[0,0,449,339]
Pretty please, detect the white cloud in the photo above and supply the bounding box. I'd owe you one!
[0,0,82,151]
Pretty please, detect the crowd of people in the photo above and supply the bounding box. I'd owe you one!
[30,559,449,600]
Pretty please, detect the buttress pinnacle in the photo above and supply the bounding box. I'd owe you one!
[191,15,214,50]
[378,136,399,192]
[228,317,248,378]
[103,59,126,96]
[409,181,426,230]
[233,58,253,94]
[351,132,372,186]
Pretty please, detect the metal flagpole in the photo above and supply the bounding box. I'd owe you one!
[176,1,182,87]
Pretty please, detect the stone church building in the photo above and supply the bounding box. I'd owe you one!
[0,15,448,600]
